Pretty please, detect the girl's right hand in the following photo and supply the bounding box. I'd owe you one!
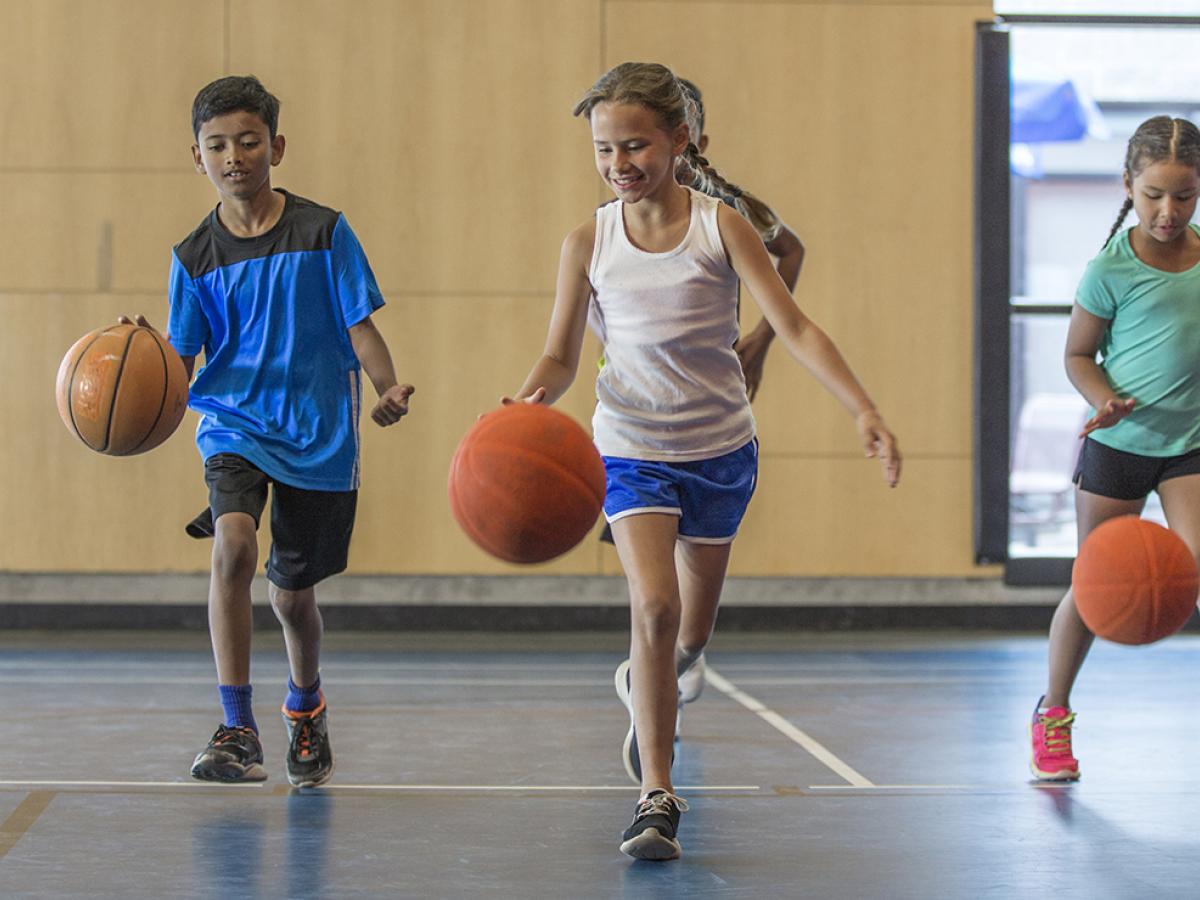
[117,314,154,329]
[1080,397,1135,436]
[500,387,547,405]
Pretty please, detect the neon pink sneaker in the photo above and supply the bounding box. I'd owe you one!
[1029,698,1080,781]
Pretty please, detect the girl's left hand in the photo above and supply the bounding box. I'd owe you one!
[857,410,901,487]
[372,383,415,426]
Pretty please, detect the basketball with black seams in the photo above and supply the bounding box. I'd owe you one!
[448,403,606,564]
[55,323,190,456]
[1072,516,1199,645]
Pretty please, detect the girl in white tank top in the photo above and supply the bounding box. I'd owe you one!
[507,62,901,862]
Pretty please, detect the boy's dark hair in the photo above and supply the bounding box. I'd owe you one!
[191,75,281,139]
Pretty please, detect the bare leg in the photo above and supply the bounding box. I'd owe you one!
[209,512,259,685]
[611,514,682,796]
[674,540,732,676]
[1158,473,1200,588]
[1044,489,1144,708]
[269,584,323,690]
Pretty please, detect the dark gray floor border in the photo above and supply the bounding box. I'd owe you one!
[0,602,1085,631]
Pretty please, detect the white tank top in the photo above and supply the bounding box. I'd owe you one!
[588,188,756,460]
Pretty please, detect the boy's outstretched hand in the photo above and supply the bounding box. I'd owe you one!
[372,384,414,426]
[117,314,154,329]
[857,410,901,488]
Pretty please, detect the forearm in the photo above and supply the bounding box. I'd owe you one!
[516,354,577,405]
[1066,354,1118,409]
[349,321,399,396]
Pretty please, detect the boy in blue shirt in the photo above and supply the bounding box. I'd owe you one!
[155,75,412,785]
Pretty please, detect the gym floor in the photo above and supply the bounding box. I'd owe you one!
[2,629,1197,898]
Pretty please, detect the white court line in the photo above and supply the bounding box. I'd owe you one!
[0,780,759,793]
[705,667,874,788]
[808,784,971,791]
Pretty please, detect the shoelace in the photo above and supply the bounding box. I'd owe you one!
[635,792,690,821]
[293,718,320,760]
[1038,711,1076,754]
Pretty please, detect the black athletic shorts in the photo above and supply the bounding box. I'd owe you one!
[188,453,357,591]
[1072,437,1200,501]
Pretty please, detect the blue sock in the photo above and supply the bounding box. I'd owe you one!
[284,675,322,713]
[218,684,257,733]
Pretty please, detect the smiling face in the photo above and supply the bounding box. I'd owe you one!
[192,110,285,204]
[590,101,688,204]
[1125,159,1200,246]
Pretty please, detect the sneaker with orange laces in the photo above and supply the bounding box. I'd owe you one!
[282,697,335,788]
[1029,697,1080,781]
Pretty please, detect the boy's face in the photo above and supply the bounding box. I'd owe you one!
[192,110,285,203]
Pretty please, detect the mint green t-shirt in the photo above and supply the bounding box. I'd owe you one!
[1074,224,1200,456]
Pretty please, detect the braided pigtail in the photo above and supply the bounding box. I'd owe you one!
[681,142,782,242]
[1102,197,1133,249]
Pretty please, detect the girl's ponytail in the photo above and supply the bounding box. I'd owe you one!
[680,143,782,242]
[1102,197,1133,250]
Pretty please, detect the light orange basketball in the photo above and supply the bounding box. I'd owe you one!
[55,323,189,456]
[448,404,606,564]
[1072,516,1198,645]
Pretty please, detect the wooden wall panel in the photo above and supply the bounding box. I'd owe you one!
[606,1,987,457]
[0,174,213,293]
[227,0,602,296]
[350,294,605,574]
[1,0,996,579]
[0,294,218,572]
[0,1,220,169]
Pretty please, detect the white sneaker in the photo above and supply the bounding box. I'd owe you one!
[677,653,706,704]
[614,659,639,784]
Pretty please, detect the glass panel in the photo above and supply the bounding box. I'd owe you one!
[1006,23,1189,560]
[997,2,1200,14]
[1009,315,1082,557]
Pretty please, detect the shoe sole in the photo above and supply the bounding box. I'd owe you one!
[620,827,681,861]
[190,761,268,783]
[288,754,337,788]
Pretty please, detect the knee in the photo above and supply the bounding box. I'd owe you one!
[631,594,681,645]
[269,585,314,625]
[211,530,257,586]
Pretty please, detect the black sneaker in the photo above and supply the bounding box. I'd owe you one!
[282,699,335,788]
[190,725,267,782]
[619,790,690,860]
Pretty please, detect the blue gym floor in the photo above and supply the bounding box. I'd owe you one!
[2,629,1198,898]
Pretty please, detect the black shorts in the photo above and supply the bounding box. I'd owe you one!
[192,453,357,591]
[1072,438,1200,501]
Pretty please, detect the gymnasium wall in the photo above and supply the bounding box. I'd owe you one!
[0,0,995,580]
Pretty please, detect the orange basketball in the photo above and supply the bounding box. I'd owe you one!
[1072,516,1199,645]
[448,403,606,564]
[55,323,190,456]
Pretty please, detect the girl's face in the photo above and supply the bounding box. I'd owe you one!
[1125,159,1200,246]
[590,101,688,203]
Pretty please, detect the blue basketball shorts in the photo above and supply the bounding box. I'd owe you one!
[602,439,758,544]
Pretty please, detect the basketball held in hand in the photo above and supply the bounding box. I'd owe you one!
[55,323,190,456]
[448,403,606,564]
[1072,516,1199,645]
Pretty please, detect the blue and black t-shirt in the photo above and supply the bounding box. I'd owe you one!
[167,190,384,491]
